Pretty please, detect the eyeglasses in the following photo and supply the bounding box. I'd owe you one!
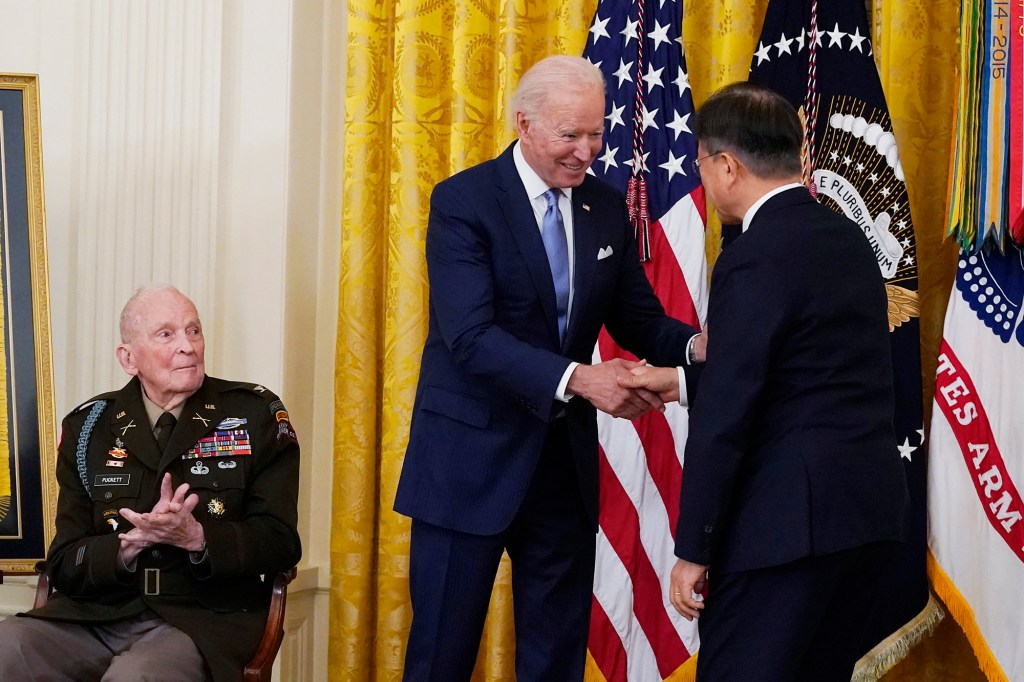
[690,151,723,177]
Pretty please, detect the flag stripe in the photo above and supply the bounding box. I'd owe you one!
[598,447,689,677]
[589,595,630,682]
[593,528,663,682]
[642,210,704,328]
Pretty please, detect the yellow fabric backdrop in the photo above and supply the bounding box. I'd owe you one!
[332,0,961,679]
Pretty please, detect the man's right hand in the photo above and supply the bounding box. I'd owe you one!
[117,473,204,566]
[619,364,681,403]
[566,358,665,419]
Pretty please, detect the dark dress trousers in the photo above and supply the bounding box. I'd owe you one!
[22,375,301,682]
[675,187,909,681]
[395,143,699,681]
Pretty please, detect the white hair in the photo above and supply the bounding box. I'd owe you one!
[119,283,188,343]
[511,55,606,123]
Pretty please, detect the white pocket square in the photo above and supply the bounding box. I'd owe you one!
[597,246,614,260]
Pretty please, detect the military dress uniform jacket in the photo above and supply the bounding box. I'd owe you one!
[22,375,301,682]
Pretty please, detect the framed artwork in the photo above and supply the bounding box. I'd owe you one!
[0,74,57,573]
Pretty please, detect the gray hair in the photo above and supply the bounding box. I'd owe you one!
[694,82,803,180]
[511,56,606,123]
[119,283,185,343]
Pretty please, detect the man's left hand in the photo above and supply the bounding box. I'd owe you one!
[669,558,708,621]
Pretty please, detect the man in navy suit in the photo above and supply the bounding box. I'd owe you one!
[625,83,909,680]
[395,56,705,681]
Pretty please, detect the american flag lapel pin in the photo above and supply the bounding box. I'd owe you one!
[582,203,591,211]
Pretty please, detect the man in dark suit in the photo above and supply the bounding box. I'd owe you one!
[624,82,909,681]
[0,284,301,682]
[395,56,705,681]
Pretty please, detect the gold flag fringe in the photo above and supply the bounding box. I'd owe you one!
[851,591,945,681]
[584,650,698,682]
[927,550,1010,682]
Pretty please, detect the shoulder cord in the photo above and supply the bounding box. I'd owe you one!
[76,401,108,494]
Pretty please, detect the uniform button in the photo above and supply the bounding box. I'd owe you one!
[151,549,162,559]
[104,492,113,500]
[704,524,713,533]
[212,481,220,489]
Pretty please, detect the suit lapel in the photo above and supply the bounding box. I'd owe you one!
[565,184,598,348]
[159,379,224,472]
[495,145,562,346]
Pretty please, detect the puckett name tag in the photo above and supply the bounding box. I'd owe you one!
[94,474,131,486]
[182,428,252,459]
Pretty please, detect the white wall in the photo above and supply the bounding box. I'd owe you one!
[0,1,342,678]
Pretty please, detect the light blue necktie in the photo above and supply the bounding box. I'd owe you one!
[542,188,570,343]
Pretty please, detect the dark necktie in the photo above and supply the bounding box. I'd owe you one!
[542,188,570,343]
[155,412,177,452]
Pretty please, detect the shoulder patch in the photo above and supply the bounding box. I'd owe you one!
[268,399,297,445]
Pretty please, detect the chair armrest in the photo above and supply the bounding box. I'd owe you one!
[33,560,51,610]
[242,567,297,682]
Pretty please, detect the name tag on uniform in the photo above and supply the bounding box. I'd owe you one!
[94,474,131,486]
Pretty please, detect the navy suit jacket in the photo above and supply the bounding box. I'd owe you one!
[675,187,908,573]
[395,143,698,536]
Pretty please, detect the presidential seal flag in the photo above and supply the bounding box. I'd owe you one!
[747,0,938,676]
[928,244,1024,681]
[582,0,708,679]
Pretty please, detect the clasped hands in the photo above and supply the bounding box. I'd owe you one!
[567,358,681,420]
[567,331,704,420]
[117,473,206,566]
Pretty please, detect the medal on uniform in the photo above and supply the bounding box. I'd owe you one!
[190,461,210,475]
[208,498,226,517]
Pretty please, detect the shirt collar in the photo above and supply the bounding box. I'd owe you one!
[141,387,186,430]
[742,182,805,232]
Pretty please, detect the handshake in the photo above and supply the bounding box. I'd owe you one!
[566,331,706,420]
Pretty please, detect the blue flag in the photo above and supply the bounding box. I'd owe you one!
[748,0,939,673]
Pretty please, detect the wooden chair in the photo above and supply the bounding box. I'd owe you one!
[28,561,296,682]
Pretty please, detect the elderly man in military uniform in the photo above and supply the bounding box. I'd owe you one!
[0,284,301,682]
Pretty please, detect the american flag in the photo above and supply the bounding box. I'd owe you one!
[582,1,708,680]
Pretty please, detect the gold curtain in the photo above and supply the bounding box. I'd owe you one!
[333,2,597,679]
[332,0,961,680]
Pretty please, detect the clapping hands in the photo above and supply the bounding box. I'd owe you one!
[117,473,205,566]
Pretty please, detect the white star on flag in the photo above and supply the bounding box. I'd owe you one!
[826,22,846,48]
[590,15,611,43]
[754,41,772,65]
[774,32,794,56]
[848,27,867,52]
